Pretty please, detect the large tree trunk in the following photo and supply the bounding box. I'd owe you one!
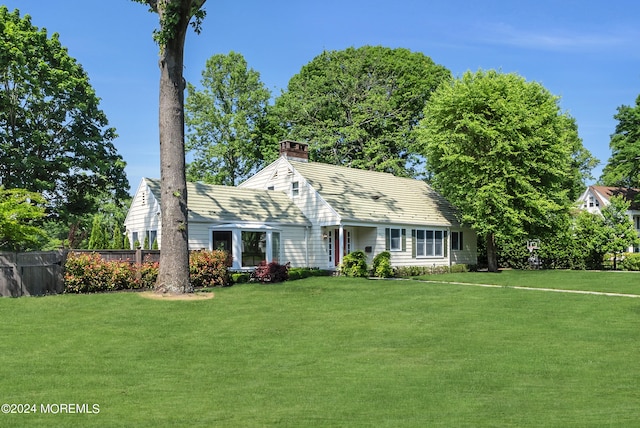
[154,1,192,294]
[486,233,499,273]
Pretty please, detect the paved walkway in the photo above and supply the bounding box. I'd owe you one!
[414,279,640,298]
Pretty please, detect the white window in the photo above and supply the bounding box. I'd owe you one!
[292,181,299,197]
[414,229,444,257]
[635,216,640,230]
[389,228,401,251]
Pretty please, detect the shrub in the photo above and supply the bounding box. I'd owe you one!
[372,251,394,278]
[65,250,232,293]
[287,268,332,281]
[64,252,137,293]
[231,273,250,284]
[136,259,159,288]
[288,270,301,281]
[450,263,469,273]
[621,253,640,271]
[189,250,231,288]
[340,251,368,277]
[251,261,290,283]
[394,264,452,277]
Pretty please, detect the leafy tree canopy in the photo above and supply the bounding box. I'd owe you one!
[600,94,640,188]
[0,7,129,226]
[601,195,640,268]
[273,46,451,177]
[185,51,272,185]
[0,186,47,251]
[419,69,596,271]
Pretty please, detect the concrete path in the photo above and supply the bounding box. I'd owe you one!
[415,279,640,298]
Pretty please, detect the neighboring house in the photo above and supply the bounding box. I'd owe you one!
[577,185,640,252]
[125,141,477,270]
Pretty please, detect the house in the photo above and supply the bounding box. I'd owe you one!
[124,141,477,270]
[577,185,640,252]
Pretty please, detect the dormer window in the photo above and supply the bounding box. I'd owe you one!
[292,181,299,197]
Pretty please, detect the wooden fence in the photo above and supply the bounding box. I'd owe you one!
[0,250,160,297]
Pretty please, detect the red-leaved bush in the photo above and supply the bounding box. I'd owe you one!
[250,260,290,283]
[64,252,138,293]
[64,250,230,293]
[189,250,231,288]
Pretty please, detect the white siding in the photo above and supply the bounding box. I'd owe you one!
[124,180,161,249]
[241,158,339,225]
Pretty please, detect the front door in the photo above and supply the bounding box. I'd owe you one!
[333,229,351,266]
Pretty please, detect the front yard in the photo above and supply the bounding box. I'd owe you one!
[1,273,639,426]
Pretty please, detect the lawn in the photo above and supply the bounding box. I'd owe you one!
[1,273,639,427]
[420,269,640,295]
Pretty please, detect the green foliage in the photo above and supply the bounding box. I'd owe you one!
[449,264,469,273]
[110,224,124,249]
[395,265,451,277]
[231,273,250,284]
[419,69,597,270]
[600,94,640,187]
[185,51,272,185]
[137,258,159,289]
[5,274,640,426]
[0,186,47,251]
[189,250,231,287]
[273,46,451,177]
[287,267,332,281]
[88,215,108,250]
[573,210,608,270]
[620,253,640,271]
[601,195,640,269]
[133,0,207,47]
[64,250,231,293]
[340,250,369,277]
[0,7,129,229]
[64,252,138,293]
[372,251,394,278]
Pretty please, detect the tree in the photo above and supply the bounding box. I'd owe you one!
[273,46,451,177]
[88,214,107,250]
[573,210,608,270]
[0,7,129,233]
[601,195,640,269]
[419,70,596,272]
[185,51,272,185]
[110,224,124,249]
[600,95,640,187]
[134,0,206,294]
[0,186,47,251]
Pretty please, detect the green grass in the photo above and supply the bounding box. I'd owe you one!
[1,273,640,427]
[418,269,640,295]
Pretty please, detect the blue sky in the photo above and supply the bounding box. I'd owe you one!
[4,0,640,192]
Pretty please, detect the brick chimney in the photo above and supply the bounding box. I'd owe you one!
[279,140,309,162]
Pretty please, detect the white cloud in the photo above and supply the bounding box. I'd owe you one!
[480,23,634,52]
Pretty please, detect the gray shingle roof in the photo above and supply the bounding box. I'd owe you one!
[290,162,460,226]
[145,178,310,225]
